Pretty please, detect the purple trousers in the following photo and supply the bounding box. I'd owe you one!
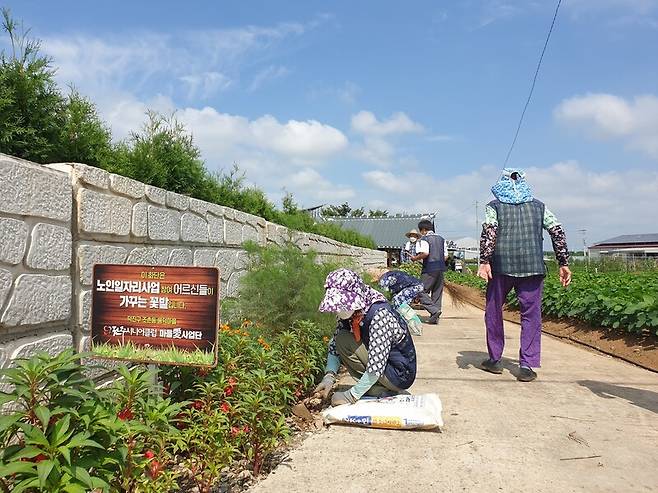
[485,274,544,368]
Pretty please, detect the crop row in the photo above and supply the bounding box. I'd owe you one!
[444,270,658,335]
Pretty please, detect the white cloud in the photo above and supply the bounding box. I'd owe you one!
[180,72,232,99]
[248,65,290,92]
[351,110,424,137]
[287,168,355,202]
[350,110,425,167]
[337,81,361,105]
[40,15,329,100]
[363,171,414,194]
[360,161,658,245]
[555,93,658,158]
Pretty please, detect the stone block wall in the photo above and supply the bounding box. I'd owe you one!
[0,153,386,368]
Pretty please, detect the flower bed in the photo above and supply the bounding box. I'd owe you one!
[0,320,329,492]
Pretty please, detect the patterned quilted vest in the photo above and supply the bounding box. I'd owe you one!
[360,302,417,389]
[490,199,546,277]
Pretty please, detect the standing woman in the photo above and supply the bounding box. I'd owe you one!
[314,269,417,406]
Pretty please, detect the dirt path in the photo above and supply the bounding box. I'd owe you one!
[251,297,658,493]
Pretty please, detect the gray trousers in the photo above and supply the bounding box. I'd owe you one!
[418,271,445,316]
[334,331,400,397]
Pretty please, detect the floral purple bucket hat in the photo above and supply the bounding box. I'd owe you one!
[319,268,386,313]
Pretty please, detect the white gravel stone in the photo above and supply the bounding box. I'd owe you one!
[78,244,128,285]
[26,223,72,271]
[243,224,259,243]
[0,268,12,309]
[73,163,109,189]
[9,333,73,360]
[214,249,237,281]
[1,275,71,326]
[0,218,28,265]
[78,189,131,236]
[168,249,193,266]
[126,247,170,265]
[208,215,225,244]
[110,174,145,198]
[79,289,92,333]
[181,213,209,243]
[225,221,243,246]
[207,203,225,217]
[226,271,245,298]
[147,206,180,241]
[132,202,148,237]
[145,185,167,205]
[0,156,72,221]
[189,198,209,215]
[166,191,189,211]
[194,249,217,267]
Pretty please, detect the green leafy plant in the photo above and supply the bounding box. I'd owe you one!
[224,241,341,333]
[445,269,658,335]
[0,350,120,493]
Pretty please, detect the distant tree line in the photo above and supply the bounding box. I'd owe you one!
[321,202,389,218]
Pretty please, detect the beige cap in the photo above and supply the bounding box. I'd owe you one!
[405,229,420,239]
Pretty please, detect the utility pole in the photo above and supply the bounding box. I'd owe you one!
[578,229,588,266]
[475,201,480,268]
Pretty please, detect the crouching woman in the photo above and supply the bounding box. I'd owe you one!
[315,268,417,406]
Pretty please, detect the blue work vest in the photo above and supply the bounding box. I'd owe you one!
[345,301,417,389]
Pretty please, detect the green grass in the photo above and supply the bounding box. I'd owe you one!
[92,341,216,367]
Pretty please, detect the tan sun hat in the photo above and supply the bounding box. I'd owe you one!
[405,229,420,239]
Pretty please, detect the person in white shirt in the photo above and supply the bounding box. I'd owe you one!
[410,220,449,324]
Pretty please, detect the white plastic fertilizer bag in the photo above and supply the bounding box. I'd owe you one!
[322,393,443,430]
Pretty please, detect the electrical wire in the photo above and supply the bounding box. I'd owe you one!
[503,0,563,166]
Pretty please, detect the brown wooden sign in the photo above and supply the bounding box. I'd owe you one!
[91,264,219,367]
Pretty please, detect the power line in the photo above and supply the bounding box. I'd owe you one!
[503,0,563,167]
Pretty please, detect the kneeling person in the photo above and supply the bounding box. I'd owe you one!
[315,269,417,406]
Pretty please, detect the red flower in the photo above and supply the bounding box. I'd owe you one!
[144,450,155,460]
[148,460,162,479]
[224,385,234,396]
[220,402,230,413]
[192,400,204,410]
[242,425,250,434]
[228,376,238,386]
[230,426,241,437]
[117,407,133,421]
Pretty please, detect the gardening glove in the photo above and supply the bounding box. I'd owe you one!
[331,389,358,407]
[314,372,336,400]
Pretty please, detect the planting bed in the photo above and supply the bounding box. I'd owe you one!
[0,320,331,493]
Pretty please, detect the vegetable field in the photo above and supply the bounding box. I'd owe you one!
[445,269,658,336]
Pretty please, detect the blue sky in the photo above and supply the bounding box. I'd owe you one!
[4,0,658,245]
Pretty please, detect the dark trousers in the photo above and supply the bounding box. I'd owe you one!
[418,270,444,317]
[334,331,400,396]
[485,274,544,368]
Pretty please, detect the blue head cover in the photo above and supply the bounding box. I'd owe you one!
[491,168,533,204]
